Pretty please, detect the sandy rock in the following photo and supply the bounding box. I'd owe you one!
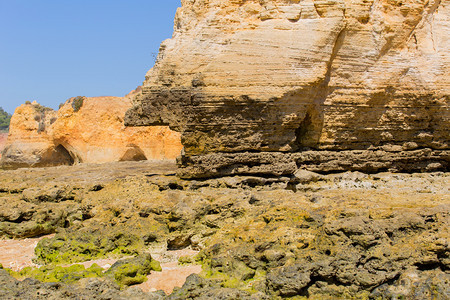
[0,133,7,159]
[126,0,450,177]
[0,104,60,169]
[291,169,322,184]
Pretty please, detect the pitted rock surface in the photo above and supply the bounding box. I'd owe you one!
[0,161,448,299]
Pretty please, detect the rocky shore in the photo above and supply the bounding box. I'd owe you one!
[0,0,448,298]
[0,161,448,299]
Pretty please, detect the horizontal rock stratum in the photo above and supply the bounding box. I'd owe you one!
[126,0,449,177]
[0,95,182,169]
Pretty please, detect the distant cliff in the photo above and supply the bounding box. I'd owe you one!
[0,96,182,169]
[126,0,449,177]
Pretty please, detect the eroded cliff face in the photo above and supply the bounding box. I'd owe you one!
[126,0,449,177]
[0,97,182,169]
[0,102,62,169]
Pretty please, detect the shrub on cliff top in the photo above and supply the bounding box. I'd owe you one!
[71,96,86,112]
[33,104,53,114]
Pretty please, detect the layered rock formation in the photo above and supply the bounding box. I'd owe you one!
[1,97,182,169]
[126,0,449,177]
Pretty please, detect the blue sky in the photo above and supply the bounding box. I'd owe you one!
[0,0,181,114]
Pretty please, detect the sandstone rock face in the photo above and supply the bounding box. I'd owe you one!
[1,97,182,169]
[126,0,449,177]
[0,102,62,169]
[0,133,8,159]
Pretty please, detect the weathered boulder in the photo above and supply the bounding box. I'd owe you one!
[126,0,449,177]
[1,95,182,169]
[105,254,162,287]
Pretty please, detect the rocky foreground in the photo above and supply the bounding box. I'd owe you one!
[0,161,448,299]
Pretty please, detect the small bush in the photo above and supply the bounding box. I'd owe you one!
[37,121,45,133]
[72,96,85,112]
[33,104,52,114]
[25,101,31,105]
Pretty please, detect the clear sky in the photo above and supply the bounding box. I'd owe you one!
[0,0,181,114]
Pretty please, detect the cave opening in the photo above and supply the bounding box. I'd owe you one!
[53,144,75,165]
[294,112,313,150]
[120,146,148,162]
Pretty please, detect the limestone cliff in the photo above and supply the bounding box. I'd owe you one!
[126,0,449,177]
[0,97,182,169]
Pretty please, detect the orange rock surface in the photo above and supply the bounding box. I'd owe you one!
[0,133,8,159]
[0,97,182,169]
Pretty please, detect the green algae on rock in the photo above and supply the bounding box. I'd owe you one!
[10,264,104,284]
[0,269,162,300]
[34,225,154,264]
[5,254,161,289]
[105,254,162,288]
